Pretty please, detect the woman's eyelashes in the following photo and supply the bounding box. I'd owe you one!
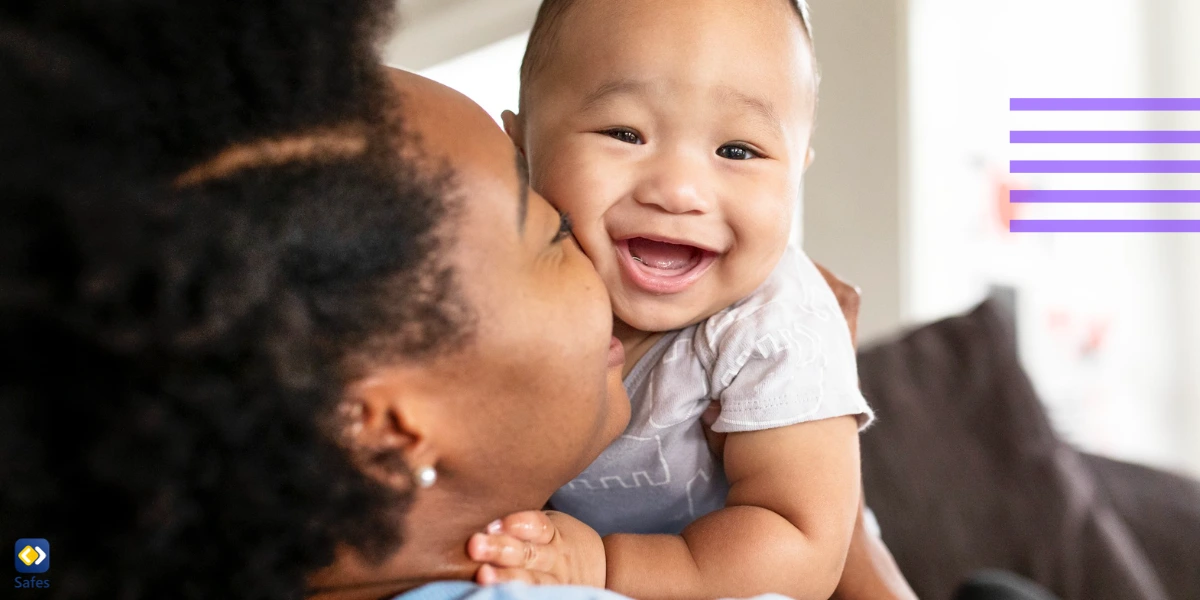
[716,143,763,161]
[553,211,574,244]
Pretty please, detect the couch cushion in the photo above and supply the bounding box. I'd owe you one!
[857,300,1171,600]
[1086,453,1200,600]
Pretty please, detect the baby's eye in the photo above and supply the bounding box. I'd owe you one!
[602,128,644,145]
[716,144,762,161]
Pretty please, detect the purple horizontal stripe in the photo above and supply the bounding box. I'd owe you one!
[1010,190,1200,203]
[1011,160,1200,173]
[1010,220,1200,233]
[1011,98,1200,111]
[1011,130,1200,143]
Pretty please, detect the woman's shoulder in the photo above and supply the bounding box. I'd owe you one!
[394,581,631,600]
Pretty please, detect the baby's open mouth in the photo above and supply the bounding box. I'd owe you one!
[628,237,702,272]
[615,237,718,295]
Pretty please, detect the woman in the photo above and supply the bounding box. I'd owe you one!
[1,0,626,597]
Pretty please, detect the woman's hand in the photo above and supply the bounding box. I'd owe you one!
[812,262,861,347]
[468,510,606,588]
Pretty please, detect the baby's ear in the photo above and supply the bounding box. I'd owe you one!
[804,147,817,171]
[501,110,526,156]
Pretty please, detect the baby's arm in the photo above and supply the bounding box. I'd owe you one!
[602,415,861,600]
[469,418,860,599]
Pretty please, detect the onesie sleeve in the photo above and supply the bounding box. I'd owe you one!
[697,247,874,434]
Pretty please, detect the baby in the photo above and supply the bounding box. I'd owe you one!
[470,1,872,598]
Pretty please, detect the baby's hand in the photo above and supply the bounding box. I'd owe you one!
[468,510,606,588]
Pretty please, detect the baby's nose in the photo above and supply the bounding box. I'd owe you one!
[633,155,713,214]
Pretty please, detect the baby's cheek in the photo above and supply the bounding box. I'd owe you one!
[736,205,791,252]
[757,198,794,248]
[532,146,604,212]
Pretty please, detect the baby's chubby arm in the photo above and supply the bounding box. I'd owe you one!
[467,417,861,600]
[602,415,861,600]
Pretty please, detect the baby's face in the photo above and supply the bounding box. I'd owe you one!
[515,0,817,333]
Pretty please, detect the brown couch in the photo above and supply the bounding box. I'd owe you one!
[856,300,1200,600]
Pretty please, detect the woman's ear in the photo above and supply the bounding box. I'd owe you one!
[341,373,440,491]
[804,146,817,171]
[501,109,527,156]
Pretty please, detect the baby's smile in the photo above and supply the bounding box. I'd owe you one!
[614,236,720,296]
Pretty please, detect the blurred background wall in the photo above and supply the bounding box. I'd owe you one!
[384,0,1200,479]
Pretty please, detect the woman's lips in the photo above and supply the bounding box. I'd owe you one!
[614,237,718,295]
[608,336,626,368]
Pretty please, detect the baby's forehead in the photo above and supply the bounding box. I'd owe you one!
[521,0,814,106]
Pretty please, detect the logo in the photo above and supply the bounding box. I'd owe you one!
[14,540,48,574]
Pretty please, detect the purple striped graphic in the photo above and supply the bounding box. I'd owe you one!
[1010,190,1200,203]
[1010,220,1200,233]
[1011,98,1200,111]
[1011,160,1200,173]
[1011,130,1200,143]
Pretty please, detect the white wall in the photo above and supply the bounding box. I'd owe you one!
[905,0,1200,476]
[416,32,528,125]
[1146,0,1200,477]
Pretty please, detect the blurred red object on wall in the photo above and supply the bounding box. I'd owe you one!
[992,170,1029,232]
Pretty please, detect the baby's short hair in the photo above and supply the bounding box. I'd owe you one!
[517,0,815,112]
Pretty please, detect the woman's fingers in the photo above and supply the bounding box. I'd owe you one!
[491,510,556,544]
[813,261,861,347]
[477,564,561,586]
[468,532,558,571]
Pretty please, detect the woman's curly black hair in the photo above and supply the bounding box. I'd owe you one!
[0,1,469,598]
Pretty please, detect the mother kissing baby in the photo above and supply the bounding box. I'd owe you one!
[0,1,911,599]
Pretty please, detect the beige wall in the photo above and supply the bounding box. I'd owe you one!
[803,0,909,344]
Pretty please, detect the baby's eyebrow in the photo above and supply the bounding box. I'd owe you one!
[715,86,783,134]
[580,78,652,112]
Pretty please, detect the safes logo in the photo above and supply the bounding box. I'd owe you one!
[14,540,48,574]
[14,539,50,590]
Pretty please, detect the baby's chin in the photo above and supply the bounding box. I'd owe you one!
[613,295,720,335]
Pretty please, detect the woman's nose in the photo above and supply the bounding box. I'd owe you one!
[633,153,713,215]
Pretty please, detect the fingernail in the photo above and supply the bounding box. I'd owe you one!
[487,519,502,534]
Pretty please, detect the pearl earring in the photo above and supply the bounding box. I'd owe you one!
[414,465,438,489]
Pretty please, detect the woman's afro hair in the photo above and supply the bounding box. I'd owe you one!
[0,1,469,598]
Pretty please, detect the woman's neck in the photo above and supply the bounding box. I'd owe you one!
[613,319,667,379]
[308,487,526,600]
